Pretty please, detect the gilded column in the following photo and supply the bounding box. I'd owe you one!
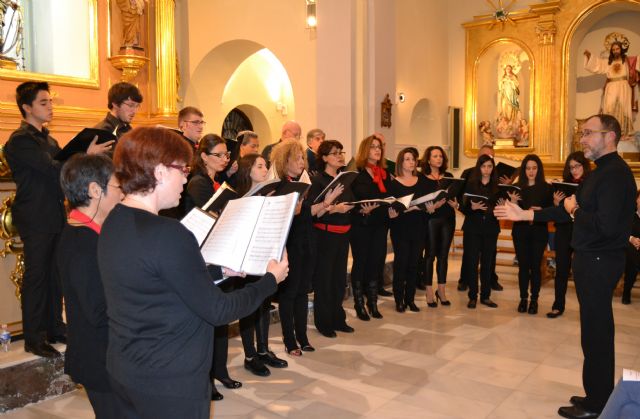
[155,0,177,116]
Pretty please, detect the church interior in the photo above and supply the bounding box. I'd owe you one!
[1,0,640,418]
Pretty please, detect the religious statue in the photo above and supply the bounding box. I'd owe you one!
[498,64,520,124]
[584,33,639,138]
[478,120,495,145]
[115,0,146,48]
[516,119,529,147]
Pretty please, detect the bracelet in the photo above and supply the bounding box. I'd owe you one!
[570,205,579,219]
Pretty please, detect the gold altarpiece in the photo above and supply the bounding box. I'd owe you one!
[463,0,640,177]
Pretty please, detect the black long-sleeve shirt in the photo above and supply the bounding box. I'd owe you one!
[308,171,354,226]
[534,152,636,253]
[350,168,392,227]
[388,176,428,240]
[424,172,456,221]
[98,204,277,399]
[461,181,500,235]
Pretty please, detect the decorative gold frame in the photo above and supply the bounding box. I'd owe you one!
[0,0,100,89]
[465,38,536,160]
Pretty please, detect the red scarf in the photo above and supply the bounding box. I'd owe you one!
[213,180,220,192]
[367,163,387,193]
[69,209,101,234]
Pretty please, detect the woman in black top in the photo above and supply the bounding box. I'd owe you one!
[57,154,123,419]
[350,135,392,320]
[622,190,640,305]
[235,154,289,377]
[420,146,457,307]
[271,139,315,356]
[98,127,288,419]
[186,134,240,401]
[460,154,501,309]
[388,148,428,312]
[308,140,355,337]
[512,154,553,315]
[547,151,591,318]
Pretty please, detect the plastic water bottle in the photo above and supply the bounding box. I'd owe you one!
[0,324,10,352]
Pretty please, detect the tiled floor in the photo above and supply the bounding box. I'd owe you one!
[3,255,640,418]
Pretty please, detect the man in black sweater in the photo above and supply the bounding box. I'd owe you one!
[94,82,143,140]
[495,114,636,419]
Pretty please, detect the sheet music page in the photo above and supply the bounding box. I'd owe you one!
[396,194,414,209]
[180,208,216,246]
[200,196,264,271]
[299,170,311,184]
[410,190,445,207]
[242,193,298,275]
[202,182,235,211]
[623,368,640,381]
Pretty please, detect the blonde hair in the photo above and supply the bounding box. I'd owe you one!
[354,135,386,170]
[270,139,307,178]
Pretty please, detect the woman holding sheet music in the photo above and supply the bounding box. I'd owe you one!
[512,154,553,315]
[271,139,315,356]
[388,148,428,313]
[350,135,392,320]
[460,154,501,308]
[420,146,458,307]
[234,154,290,376]
[547,151,590,318]
[186,133,241,400]
[98,127,289,419]
[308,140,356,337]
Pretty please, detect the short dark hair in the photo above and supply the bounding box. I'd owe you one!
[16,81,49,118]
[515,153,546,187]
[588,113,622,145]
[316,139,343,172]
[60,154,114,209]
[562,151,591,183]
[306,128,325,145]
[395,147,419,177]
[237,130,258,146]
[420,146,449,175]
[107,82,143,109]
[114,127,192,195]
[178,106,203,124]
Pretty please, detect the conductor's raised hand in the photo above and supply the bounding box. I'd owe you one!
[494,200,526,221]
[87,135,115,155]
[267,249,289,284]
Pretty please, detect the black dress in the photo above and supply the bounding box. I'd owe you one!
[388,176,428,306]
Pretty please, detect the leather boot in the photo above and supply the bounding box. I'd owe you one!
[353,281,370,321]
[366,281,383,319]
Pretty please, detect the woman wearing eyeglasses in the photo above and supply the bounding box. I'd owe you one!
[98,127,288,419]
[186,134,240,401]
[308,140,355,337]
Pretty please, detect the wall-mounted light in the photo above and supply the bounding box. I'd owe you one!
[276,102,288,116]
[306,0,317,28]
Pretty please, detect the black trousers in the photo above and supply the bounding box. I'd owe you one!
[21,231,65,343]
[278,245,310,351]
[623,244,640,298]
[239,297,271,358]
[573,251,624,413]
[109,374,210,419]
[312,228,349,334]
[552,224,573,312]
[86,388,121,419]
[513,226,547,300]
[390,229,421,305]
[350,222,388,304]
[425,217,454,285]
[210,324,230,381]
[463,230,498,301]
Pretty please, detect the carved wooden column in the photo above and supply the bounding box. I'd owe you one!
[531,2,560,160]
[155,0,178,116]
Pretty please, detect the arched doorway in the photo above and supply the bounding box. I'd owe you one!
[221,108,253,142]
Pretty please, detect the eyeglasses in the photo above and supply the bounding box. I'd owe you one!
[107,183,121,190]
[208,151,231,159]
[370,145,382,150]
[184,120,206,126]
[166,164,191,176]
[327,151,346,156]
[121,101,141,110]
[579,129,609,138]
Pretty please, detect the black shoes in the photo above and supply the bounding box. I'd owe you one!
[480,298,498,308]
[546,309,563,318]
[367,303,383,319]
[336,324,355,333]
[300,343,315,352]
[244,357,271,377]
[378,288,393,297]
[517,299,528,313]
[491,282,504,291]
[435,290,451,306]
[355,304,370,321]
[218,377,242,389]
[25,341,61,358]
[528,300,538,315]
[570,395,586,407]
[258,350,288,368]
[622,294,631,305]
[426,298,438,308]
[467,299,477,309]
[407,302,420,312]
[558,405,599,419]
[457,282,468,291]
[211,387,223,401]
[319,330,337,338]
[395,303,406,313]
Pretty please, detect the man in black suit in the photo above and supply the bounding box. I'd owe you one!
[305,128,325,176]
[5,81,111,358]
[261,120,301,163]
[94,82,143,139]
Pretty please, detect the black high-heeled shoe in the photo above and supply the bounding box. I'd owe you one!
[218,377,242,389]
[435,290,451,306]
[355,304,370,321]
[426,293,438,308]
[407,302,420,312]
